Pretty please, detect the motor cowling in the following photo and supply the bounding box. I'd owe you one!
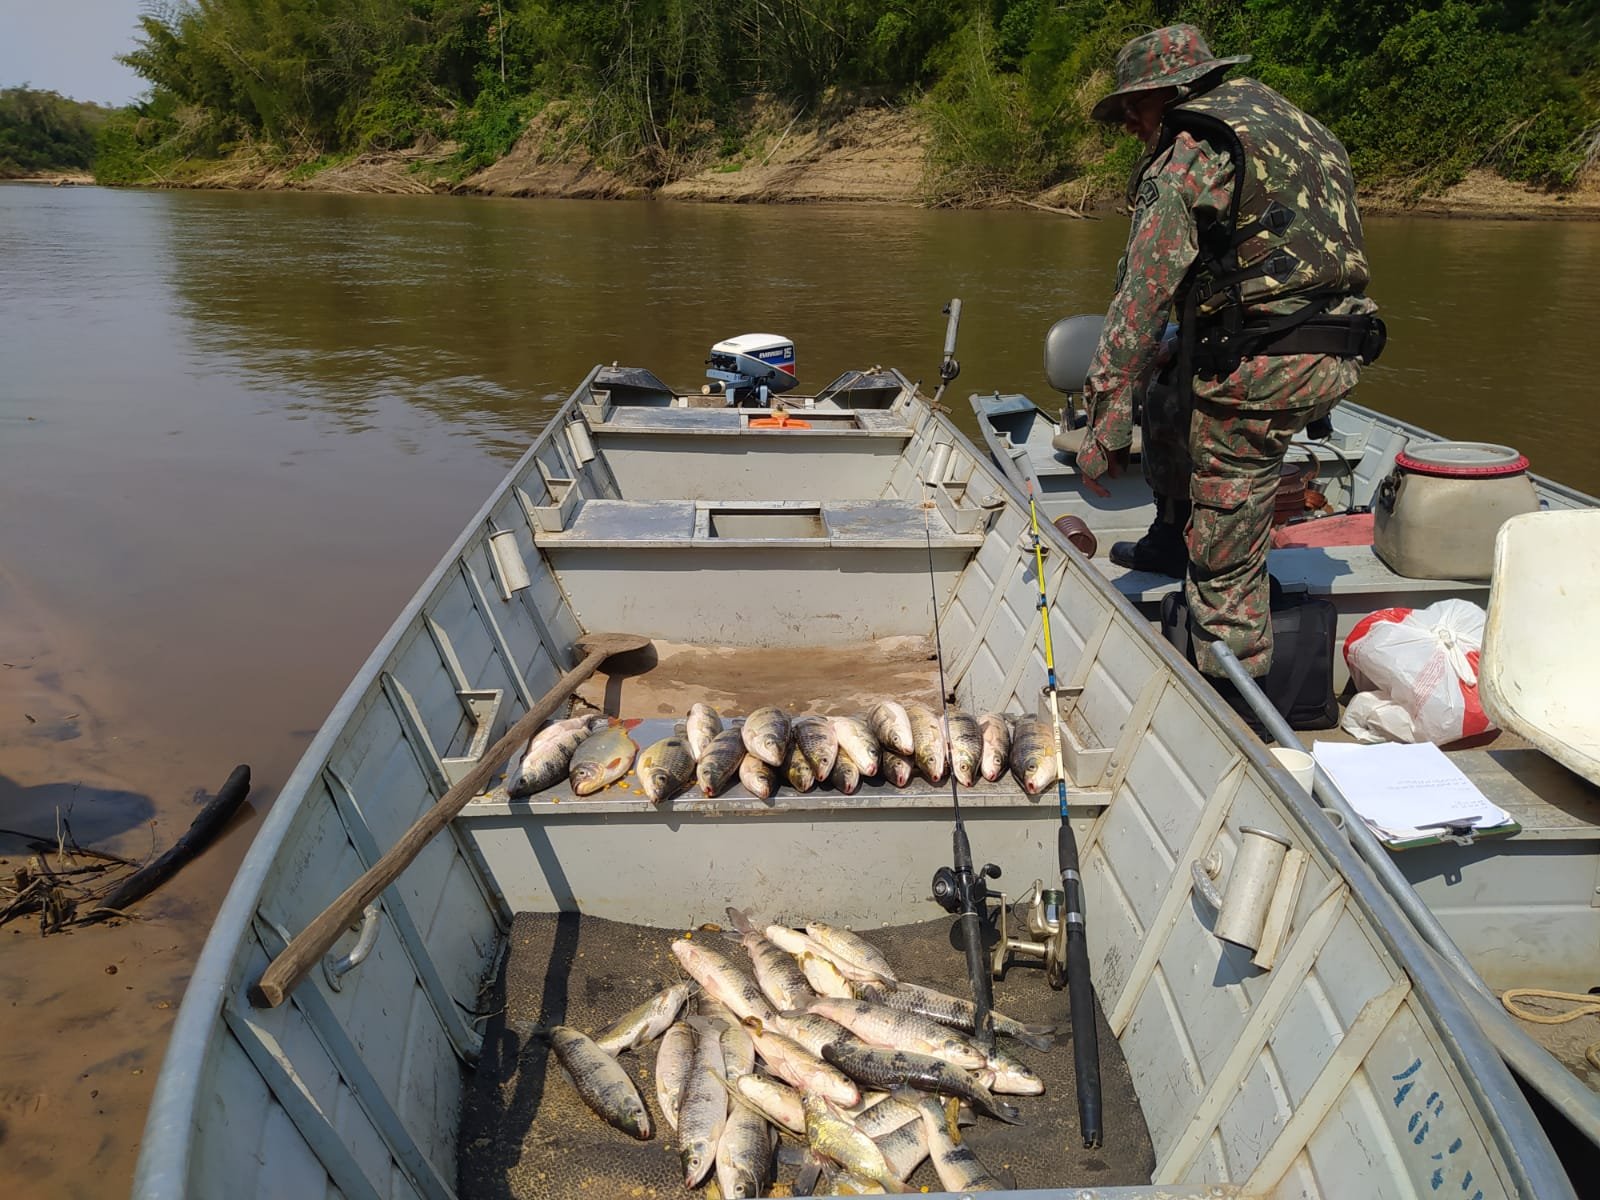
[707,333,798,398]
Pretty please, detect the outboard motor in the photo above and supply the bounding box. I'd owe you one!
[706,334,798,407]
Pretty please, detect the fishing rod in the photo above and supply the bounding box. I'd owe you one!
[920,296,999,1051]
[921,484,1000,1053]
[1026,480,1104,1147]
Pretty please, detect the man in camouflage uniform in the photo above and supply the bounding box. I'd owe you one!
[1078,25,1383,679]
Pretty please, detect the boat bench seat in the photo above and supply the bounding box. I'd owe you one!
[1096,544,1490,604]
[533,499,986,549]
[592,406,914,437]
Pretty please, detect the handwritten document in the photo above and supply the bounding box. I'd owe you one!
[1311,741,1512,842]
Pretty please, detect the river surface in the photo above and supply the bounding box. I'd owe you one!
[2,183,1598,1196]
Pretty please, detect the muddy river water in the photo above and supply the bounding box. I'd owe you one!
[2,183,1597,1197]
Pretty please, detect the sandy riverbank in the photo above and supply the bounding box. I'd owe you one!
[0,564,264,1199]
[114,104,1600,220]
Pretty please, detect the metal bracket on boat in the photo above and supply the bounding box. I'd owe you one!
[487,524,532,598]
[442,689,504,787]
[1190,827,1309,970]
[529,462,582,533]
[930,478,1000,535]
[578,387,612,424]
[322,903,383,992]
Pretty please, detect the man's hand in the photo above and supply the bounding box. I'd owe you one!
[1075,435,1129,499]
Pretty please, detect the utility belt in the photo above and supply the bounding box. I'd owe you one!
[1185,295,1387,378]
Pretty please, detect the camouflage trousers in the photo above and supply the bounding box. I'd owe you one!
[1141,372,1340,677]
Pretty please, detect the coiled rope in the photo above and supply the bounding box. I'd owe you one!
[1501,987,1600,1071]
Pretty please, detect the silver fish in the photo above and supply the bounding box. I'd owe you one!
[874,1115,930,1182]
[804,922,897,986]
[977,713,1012,783]
[637,726,695,803]
[904,702,947,783]
[592,980,694,1054]
[801,1092,907,1193]
[851,1094,923,1138]
[548,1025,652,1139]
[739,753,781,800]
[855,980,1056,1051]
[944,709,983,787]
[976,1045,1045,1095]
[726,906,815,1011]
[678,1018,728,1186]
[655,1020,695,1130]
[720,1012,758,1078]
[686,702,724,760]
[671,937,777,1026]
[773,1010,863,1058]
[919,1096,1001,1191]
[741,706,792,767]
[828,753,861,795]
[768,926,888,986]
[508,716,609,798]
[715,1098,773,1199]
[881,749,914,787]
[820,1042,1021,1125]
[800,950,855,998]
[568,723,638,796]
[832,716,881,777]
[697,727,746,797]
[865,699,916,756]
[1009,715,1059,795]
[733,1071,805,1134]
[806,997,983,1069]
[785,742,818,792]
[745,1018,861,1106]
[792,715,839,778]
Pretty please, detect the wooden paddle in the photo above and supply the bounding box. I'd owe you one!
[249,631,650,1008]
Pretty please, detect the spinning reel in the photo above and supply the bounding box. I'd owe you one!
[931,866,1069,989]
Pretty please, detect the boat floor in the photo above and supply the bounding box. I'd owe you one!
[572,636,943,721]
[457,913,1155,1199]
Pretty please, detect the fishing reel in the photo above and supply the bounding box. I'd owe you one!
[992,879,1069,989]
[930,861,1001,915]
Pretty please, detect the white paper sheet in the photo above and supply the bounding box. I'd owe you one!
[1311,740,1513,842]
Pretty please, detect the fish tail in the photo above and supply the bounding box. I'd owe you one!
[1010,1026,1057,1052]
[725,906,756,935]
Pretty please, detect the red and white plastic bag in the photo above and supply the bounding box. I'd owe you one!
[1341,599,1496,745]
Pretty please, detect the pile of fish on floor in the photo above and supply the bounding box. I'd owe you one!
[508,701,1060,803]
[544,908,1057,1196]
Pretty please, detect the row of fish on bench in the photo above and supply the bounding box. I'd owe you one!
[545,906,1055,1194]
[506,701,1062,803]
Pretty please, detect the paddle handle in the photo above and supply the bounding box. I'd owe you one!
[249,647,607,1008]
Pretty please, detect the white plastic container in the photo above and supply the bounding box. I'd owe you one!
[1373,441,1539,580]
[1479,510,1600,786]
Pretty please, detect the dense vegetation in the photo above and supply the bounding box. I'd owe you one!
[97,0,1600,200]
[0,87,108,176]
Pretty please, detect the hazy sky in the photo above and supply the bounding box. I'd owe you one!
[1,0,148,105]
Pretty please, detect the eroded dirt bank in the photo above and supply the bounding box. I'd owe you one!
[130,103,1600,220]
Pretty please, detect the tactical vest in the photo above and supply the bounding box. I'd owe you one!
[1148,78,1384,373]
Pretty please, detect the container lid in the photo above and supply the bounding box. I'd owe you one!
[1394,441,1529,478]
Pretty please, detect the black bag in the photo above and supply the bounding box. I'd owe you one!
[1161,578,1339,731]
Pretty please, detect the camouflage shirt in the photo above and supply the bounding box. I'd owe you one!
[1078,127,1374,482]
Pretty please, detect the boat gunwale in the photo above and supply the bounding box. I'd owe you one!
[131,363,607,1197]
[135,365,1572,1200]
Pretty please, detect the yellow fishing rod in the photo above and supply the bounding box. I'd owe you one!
[1026,480,1104,1148]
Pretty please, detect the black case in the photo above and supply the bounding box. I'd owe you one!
[1161,579,1340,731]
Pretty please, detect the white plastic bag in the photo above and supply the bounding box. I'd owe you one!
[1341,599,1496,745]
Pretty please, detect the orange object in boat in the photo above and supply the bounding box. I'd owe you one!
[748,412,811,429]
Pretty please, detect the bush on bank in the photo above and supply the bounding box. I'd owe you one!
[92,0,1600,200]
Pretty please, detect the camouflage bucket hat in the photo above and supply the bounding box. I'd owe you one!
[1090,24,1250,123]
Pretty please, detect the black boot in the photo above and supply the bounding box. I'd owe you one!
[1110,497,1190,577]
